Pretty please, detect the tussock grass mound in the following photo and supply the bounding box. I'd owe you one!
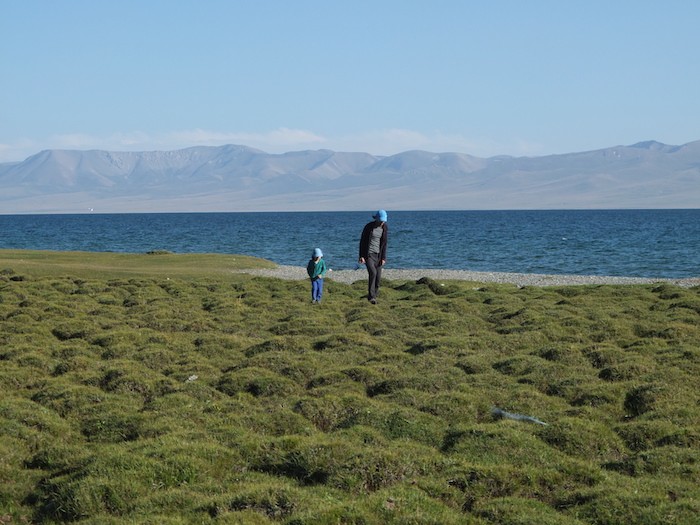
[1,261,699,523]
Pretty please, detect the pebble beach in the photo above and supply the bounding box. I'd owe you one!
[237,265,700,288]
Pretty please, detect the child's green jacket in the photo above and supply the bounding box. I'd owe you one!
[306,258,327,279]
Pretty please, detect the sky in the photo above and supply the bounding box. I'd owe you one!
[2,0,699,163]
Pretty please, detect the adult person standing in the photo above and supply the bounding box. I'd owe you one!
[358,209,388,304]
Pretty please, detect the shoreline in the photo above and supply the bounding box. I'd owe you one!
[236,265,700,288]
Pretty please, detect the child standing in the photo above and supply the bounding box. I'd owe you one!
[306,248,327,304]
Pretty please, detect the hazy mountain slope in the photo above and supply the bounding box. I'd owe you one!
[0,141,698,213]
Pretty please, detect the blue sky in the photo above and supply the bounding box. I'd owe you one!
[2,0,699,163]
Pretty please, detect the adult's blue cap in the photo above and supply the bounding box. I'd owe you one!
[313,248,323,258]
[373,209,388,222]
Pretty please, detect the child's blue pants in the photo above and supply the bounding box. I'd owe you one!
[312,278,323,302]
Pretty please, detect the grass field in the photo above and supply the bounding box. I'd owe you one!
[1,250,699,524]
[0,250,276,280]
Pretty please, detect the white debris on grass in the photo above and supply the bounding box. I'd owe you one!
[491,407,548,426]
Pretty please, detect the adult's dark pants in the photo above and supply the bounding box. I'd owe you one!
[366,253,382,301]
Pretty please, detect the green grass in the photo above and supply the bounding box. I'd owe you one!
[1,250,699,524]
[0,249,275,280]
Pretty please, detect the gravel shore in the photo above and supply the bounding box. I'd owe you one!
[236,265,700,288]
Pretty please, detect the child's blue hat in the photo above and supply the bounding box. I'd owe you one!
[313,248,323,258]
[373,209,388,222]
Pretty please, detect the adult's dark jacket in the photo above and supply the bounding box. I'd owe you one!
[359,221,388,262]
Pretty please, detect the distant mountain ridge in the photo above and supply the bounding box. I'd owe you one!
[1,140,699,213]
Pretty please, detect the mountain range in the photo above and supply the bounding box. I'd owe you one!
[1,140,699,213]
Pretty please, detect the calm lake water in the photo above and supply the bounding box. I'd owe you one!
[1,210,698,278]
